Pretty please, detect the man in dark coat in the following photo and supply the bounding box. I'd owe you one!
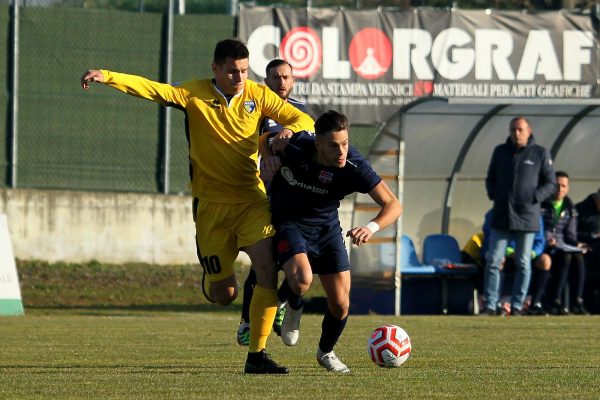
[576,188,600,269]
[482,116,556,315]
[530,171,589,316]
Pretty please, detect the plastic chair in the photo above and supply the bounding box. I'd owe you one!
[423,234,479,274]
[423,233,462,265]
[422,233,479,314]
[400,235,437,275]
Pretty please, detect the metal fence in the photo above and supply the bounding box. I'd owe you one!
[0,2,382,194]
[0,4,217,193]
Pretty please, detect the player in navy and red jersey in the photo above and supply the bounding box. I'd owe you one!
[237,59,310,346]
[264,110,402,372]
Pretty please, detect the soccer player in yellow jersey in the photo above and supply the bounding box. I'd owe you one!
[80,39,314,374]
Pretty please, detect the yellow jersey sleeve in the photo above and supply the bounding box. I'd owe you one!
[258,85,314,133]
[100,70,189,108]
[96,71,314,204]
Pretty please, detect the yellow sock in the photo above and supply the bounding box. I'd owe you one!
[249,285,277,353]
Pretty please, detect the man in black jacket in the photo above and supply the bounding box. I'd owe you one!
[483,116,556,316]
[529,171,589,316]
[576,188,600,269]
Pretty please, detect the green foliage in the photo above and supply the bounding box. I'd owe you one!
[14,0,581,13]
[17,260,208,309]
[16,260,326,310]
[82,0,227,13]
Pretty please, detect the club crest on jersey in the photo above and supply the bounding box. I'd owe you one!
[244,100,256,113]
[319,171,333,183]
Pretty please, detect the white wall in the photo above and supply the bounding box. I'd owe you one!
[0,189,355,266]
[0,189,197,265]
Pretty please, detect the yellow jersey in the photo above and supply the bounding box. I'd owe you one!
[462,232,484,266]
[99,70,314,203]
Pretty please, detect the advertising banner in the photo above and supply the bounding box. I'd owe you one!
[0,214,24,315]
[239,6,598,124]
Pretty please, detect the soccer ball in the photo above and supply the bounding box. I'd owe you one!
[367,324,411,368]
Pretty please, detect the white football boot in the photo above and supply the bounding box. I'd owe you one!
[280,305,303,346]
[236,321,250,346]
[316,348,350,373]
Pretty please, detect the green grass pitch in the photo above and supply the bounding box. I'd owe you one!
[1,310,599,399]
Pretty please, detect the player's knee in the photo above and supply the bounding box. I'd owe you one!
[329,301,349,319]
[213,291,237,306]
[211,285,238,306]
[290,273,312,295]
[299,271,314,293]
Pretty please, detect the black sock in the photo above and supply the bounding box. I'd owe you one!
[284,279,304,310]
[241,269,256,322]
[552,253,571,301]
[277,278,290,304]
[318,309,348,354]
[531,269,550,305]
[573,253,586,299]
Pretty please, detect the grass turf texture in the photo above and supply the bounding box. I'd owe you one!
[3,261,600,398]
[1,313,599,399]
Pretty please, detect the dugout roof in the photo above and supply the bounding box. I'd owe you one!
[350,97,600,313]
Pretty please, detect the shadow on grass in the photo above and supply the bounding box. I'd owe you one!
[25,296,329,315]
[25,303,243,315]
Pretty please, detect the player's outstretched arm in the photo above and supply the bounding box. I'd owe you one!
[80,69,105,90]
[347,181,402,246]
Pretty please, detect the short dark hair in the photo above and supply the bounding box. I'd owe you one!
[265,59,293,76]
[510,116,531,128]
[315,110,349,136]
[213,39,249,65]
[556,170,569,179]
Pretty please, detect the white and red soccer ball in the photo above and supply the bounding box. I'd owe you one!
[367,324,411,368]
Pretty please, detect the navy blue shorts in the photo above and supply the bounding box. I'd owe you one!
[274,222,350,275]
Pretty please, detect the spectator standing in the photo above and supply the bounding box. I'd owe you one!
[483,116,556,315]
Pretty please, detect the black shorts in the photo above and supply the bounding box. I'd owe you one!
[274,222,350,275]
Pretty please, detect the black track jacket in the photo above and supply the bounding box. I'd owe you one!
[485,135,556,232]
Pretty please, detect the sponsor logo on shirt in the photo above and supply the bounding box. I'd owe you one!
[319,171,333,183]
[244,100,256,113]
[281,167,328,194]
[524,159,535,165]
